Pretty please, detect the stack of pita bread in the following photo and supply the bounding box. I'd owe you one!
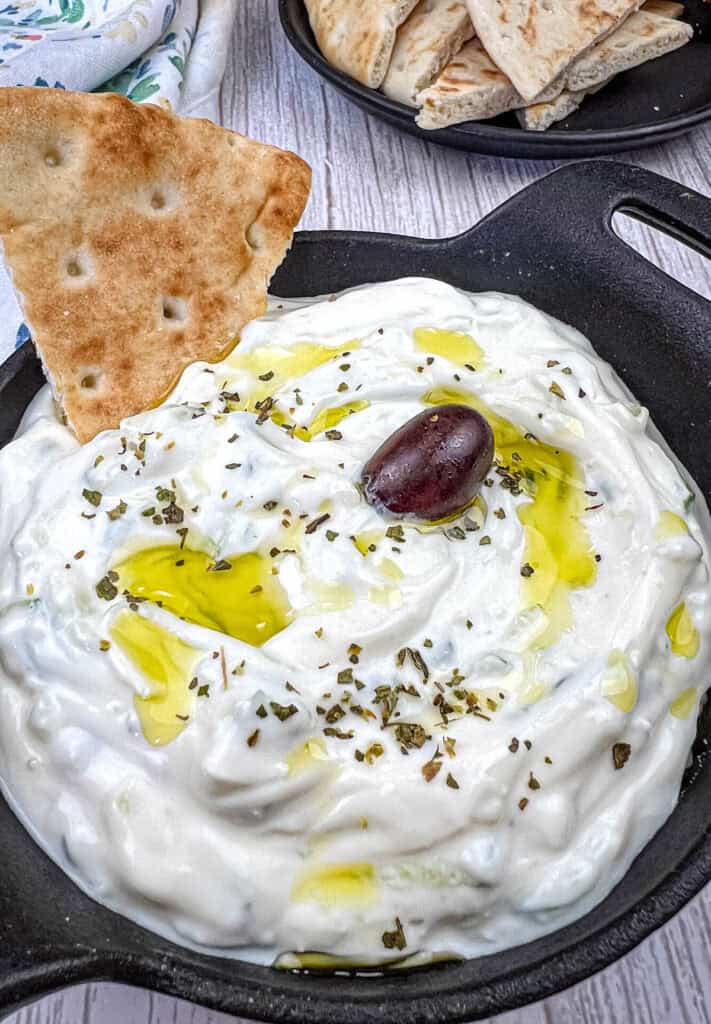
[304,0,693,131]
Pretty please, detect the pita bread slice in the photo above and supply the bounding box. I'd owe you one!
[517,89,589,131]
[0,88,311,443]
[517,79,611,130]
[415,39,560,129]
[464,0,643,102]
[565,10,692,91]
[381,0,475,106]
[519,2,688,129]
[304,0,419,88]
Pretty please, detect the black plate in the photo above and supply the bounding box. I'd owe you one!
[279,0,711,159]
[1,161,711,1023]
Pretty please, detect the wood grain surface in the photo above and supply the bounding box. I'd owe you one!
[6,3,711,1022]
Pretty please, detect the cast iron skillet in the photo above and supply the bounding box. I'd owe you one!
[279,0,711,159]
[1,161,711,1022]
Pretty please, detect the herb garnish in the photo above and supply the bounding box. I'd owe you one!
[96,574,119,600]
[382,918,407,951]
[364,742,384,764]
[305,513,331,535]
[107,500,128,521]
[612,742,631,770]
[422,748,442,782]
[208,559,232,572]
[324,727,354,739]
[394,723,427,749]
[162,501,184,524]
[256,396,275,424]
[270,701,298,721]
[82,488,102,507]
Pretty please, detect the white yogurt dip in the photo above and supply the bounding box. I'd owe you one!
[0,278,709,964]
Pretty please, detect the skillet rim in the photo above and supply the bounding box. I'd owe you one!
[0,160,710,1023]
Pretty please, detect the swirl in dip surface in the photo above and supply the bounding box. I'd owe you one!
[0,278,710,964]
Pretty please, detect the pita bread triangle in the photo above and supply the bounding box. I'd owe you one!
[464,0,644,102]
[304,0,419,88]
[382,0,475,106]
[0,88,311,442]
[519,2,691,130]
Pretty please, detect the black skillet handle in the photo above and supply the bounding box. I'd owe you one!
[452,160,711,310]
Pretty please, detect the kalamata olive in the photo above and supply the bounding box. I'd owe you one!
[361,404,494,521]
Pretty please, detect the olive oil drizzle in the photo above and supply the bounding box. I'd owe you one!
[110,610,200,747]
[114,545,293,647]
[227,341,362,408]
[424,387,597,648]
[291,862,378,908]
[666,602,699,659]
[414,328,484,369]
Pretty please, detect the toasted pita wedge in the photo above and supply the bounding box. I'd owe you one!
[517,79,611,130]
[305,0,419,88]
[519,5,689,130]
[464,0,643,102]
[381,0,474,106]
[517,90,589,132]
[415,39,560,129]
[565,10,692,91]
[0,89,311,443]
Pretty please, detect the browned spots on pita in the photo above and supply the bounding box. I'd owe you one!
[0,88,311,442]
[577,0,616,30]
[304,0,418,88]
[467,0,640,101]
[521,0,538,45]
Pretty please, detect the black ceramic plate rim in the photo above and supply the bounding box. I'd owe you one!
[1,161,711,1023]
[279,0,711,150]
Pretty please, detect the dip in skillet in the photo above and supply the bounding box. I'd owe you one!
[0,278,709,964]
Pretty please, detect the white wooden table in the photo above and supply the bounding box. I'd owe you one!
[8,4,711,1022]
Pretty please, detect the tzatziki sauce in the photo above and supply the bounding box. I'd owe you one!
[0,278,709,964]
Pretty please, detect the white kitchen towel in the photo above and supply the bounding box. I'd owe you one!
[0,0,237,367]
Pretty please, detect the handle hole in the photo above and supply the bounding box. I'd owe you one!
[612,209,711,303]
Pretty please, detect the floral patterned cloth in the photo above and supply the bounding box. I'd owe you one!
[0,0,237,367]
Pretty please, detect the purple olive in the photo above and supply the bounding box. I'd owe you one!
[361,404,494,521]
